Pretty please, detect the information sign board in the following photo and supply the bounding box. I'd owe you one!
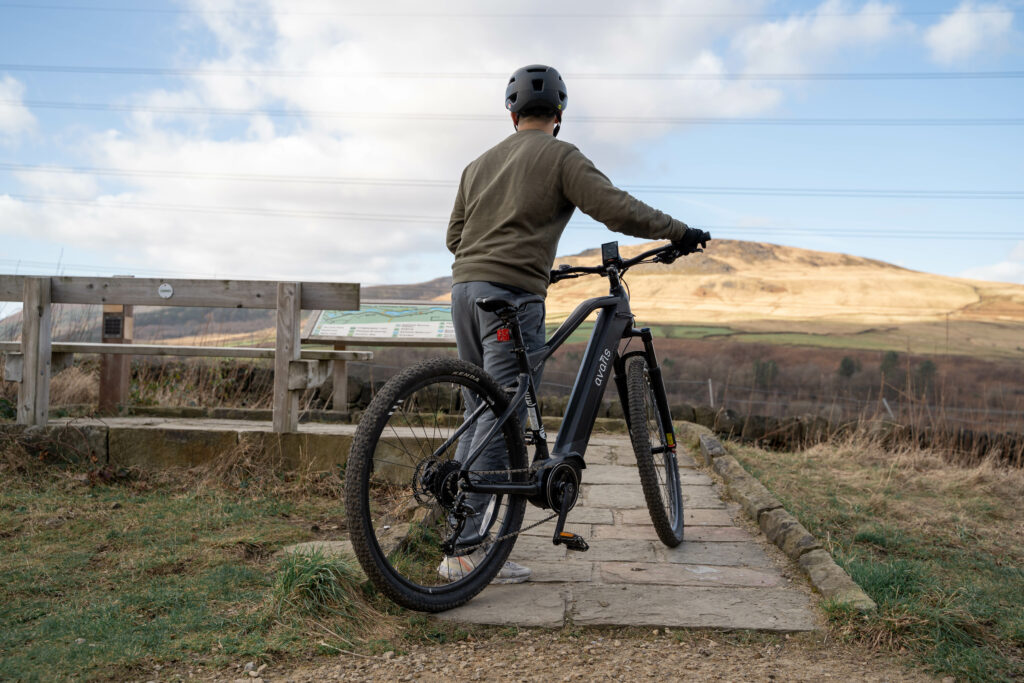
[305,300,455,346]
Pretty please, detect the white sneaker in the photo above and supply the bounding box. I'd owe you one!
[437,548,532,584]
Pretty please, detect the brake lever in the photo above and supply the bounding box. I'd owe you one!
[654,250,680,264]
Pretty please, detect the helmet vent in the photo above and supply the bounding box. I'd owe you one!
[532,78,544,92]
[526,67,546,73]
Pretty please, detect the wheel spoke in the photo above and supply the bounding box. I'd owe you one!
[345,358,528,609]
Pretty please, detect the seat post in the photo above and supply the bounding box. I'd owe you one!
[505,310,534,375]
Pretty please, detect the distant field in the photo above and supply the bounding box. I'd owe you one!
[546,322,734,344]
[721,320,1024,359]
[539,316,1024,361]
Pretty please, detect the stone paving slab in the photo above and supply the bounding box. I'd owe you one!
[582,484,726,509]
[524,561,595,583]
[600,562,785,588]
[681,526,758,543]
[507,534,568,562]
[435,583,569,627]
[614,449,699,468]
[619,507,734,526]
[525,506,615,525]
[570,585,816,631]
[593,524,755,543]
[561,539,660,563]
[661,541,773,568]
[584,464,714,487]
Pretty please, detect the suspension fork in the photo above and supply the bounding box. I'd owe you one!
[616,327,677,451]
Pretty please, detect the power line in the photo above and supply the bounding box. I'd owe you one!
[3,163,1022,200]
[4,194,1021,241]
[3,63,1022,81]
[6,194,442,222]
[0,3,1014,18]
[4,99,1021,126]
[0,162,453,188]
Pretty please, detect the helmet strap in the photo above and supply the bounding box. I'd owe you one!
[553,113,562,138]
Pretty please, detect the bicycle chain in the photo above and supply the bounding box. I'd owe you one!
[454,511,559,555]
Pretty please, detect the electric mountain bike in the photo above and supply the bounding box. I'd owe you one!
[344,240,700,612]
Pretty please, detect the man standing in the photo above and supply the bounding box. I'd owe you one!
[441,64,709,583]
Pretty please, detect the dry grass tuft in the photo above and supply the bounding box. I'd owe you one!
[186,434,345,501]
[50,365,99,405]
[0,430,37,475]
[802,431,1024,514]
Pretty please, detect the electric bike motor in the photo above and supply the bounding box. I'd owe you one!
[527,455,585,511]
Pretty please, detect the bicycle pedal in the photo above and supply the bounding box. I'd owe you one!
[553,531,589,552]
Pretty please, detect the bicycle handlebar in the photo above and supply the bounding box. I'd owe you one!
[549,240,702,284]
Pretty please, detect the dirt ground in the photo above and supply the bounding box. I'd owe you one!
[199,629,937,682]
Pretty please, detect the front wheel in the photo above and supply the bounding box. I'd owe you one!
[344,358,528,612]
[625,356,685,546]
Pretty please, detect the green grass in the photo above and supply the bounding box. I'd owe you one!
[545,322,734,344]
[729,331,897,351]
[734,443,1024,682]
[0,458,469,681]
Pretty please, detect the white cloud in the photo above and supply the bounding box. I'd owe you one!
[960,242,1024,284]
[13,168,99,198]
[732,0,904,73]
[1,1,793,282]
[0,75,36,141]
[924,2,1015,64]
[0,0,922,284]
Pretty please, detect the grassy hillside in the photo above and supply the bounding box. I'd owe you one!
[545,239,1024,325]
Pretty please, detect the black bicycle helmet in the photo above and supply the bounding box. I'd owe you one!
[505,65,567,134]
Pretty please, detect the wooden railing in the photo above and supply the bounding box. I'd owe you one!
[0,275,371,432]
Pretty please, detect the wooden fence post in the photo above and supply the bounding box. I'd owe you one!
[18,277,53,425]
[332,342,348,411]
[99,303,133,414]
[273,282,301,432]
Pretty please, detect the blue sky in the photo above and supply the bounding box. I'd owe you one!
[0,0,1022,306]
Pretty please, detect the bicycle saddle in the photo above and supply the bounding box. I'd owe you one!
[475,293,544,314]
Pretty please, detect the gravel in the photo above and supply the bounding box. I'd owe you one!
[197,629,934,682]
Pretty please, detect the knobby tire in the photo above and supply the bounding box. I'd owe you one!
[344,358,527,612]
[625,356,685,547]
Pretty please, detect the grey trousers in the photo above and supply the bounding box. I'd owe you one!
[451,282,546,546]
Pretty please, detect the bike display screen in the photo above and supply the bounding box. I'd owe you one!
[601,241,620,266]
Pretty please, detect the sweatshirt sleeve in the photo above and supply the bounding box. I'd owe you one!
[560,147,689,241]
[446,171,467,255]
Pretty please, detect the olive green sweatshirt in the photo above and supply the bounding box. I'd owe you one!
[447,129,689,296]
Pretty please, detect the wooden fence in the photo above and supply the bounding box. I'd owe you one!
[0,275,370,432]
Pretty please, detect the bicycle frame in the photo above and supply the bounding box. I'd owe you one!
[458,267,677,501]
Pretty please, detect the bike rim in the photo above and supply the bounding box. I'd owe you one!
[362,374,521,593]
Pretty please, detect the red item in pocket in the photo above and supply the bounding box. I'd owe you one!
[496,327,511,342]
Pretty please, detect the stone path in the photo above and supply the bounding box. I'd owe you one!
[44,416,818,630]
[434,434,818,632]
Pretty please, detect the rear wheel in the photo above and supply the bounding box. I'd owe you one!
[344,358,528,612]
[625,356,684,546]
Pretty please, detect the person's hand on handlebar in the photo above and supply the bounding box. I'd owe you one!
[673,227,711,255]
